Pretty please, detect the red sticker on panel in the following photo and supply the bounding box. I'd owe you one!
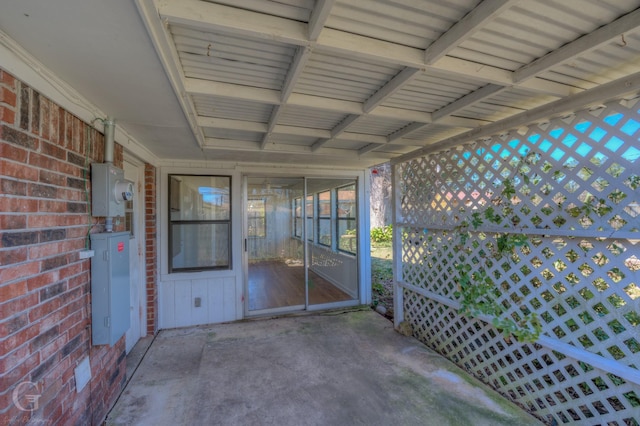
[117,242,124,252]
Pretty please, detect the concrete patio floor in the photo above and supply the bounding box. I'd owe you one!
[106,309,541,426]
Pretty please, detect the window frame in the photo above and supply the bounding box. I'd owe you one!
[168,174,232,273]
[247,197,267,238]
[305,194,314,243]
[336,183,357,255]
[317,190,332,247]
[293,197,303,239]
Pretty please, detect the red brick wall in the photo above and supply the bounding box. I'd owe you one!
[0,70,128,425]
[144,164,157,335]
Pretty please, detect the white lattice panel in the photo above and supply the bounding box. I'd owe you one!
[395,98,640,425]
[398,100,640,235]
[403,292,640,424]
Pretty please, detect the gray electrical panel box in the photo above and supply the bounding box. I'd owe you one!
[91,163,133,217]
[90,232,130,346]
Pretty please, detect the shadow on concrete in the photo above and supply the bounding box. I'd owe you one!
[106,309,541,426]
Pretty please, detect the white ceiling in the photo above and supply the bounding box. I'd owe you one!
[1,0,640,169]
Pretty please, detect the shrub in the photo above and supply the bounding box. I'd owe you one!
[371,224,392,243]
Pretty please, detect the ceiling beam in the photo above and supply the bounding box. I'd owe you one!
[514,7,640,83]
[311,138,330,151]
[185,77,281,104]
[425,0,519,65]
[158,0,308,46]
[358,143,384,156]
[388,122,430,143]
[203,137,389,161]
[281,46,313,102]
[363,67,422,113]
[311,114,361,152]
[197,116,267,132]
[186,78,491,128]
[160,0,578,98]
[308,0,335,41]
[432,83,506,121]
[197,115,388,144]
[262,46,313,148]
[136,0,206,150]
[260,106,281,149]
[394,70,640,164]
[331,114,361,137]
[366,84,505,153]
[305,66,421,140]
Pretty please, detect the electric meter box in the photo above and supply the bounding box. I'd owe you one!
[91,163,133,217]
[90,232,130,346]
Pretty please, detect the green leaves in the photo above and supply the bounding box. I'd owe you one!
[370,225,393,243]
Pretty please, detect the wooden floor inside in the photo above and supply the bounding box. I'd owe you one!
[248,260,353,311]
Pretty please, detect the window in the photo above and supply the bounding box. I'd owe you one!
[294,197,302,238]
[248,198,266,238]
[306,195,314,242]
[337,184,357,254]
[169,175,231,272]
[317,190,331,246]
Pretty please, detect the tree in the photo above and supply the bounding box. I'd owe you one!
[370,162,392,229]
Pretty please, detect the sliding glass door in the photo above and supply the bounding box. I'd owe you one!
[307,179,359,308]
[246,177,304,312]
[245,177,359,315]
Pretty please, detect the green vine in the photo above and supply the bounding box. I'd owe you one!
[453,152,542,343]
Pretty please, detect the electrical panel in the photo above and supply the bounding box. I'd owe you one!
[91,163,134,217]
[90,232,130,346]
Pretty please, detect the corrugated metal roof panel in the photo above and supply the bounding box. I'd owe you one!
[452,0,640,72]
[294,52,401,102]
[371,144,416,155]
[323,139,369,150]
[348,116,410,136]
[202,0,314,21]
[136,0,640,167]
[400,124,469,143]
[454,88,559,122]
[171,25,296,90]
[328,0,479,49]
[540,30,640,88]
[192,95,273,122]
[277,107,345,130]
[203,127,263,142]
[382,72,484,113]
[270,133,317,147]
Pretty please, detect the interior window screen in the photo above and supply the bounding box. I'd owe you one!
[169,175,231,272]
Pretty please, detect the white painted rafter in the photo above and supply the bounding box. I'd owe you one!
[513,7,640,83]
[363,67,422,113]
[308,0,335,41]
[394,70,640,163]
[197,115,389,144]
[138,0,640,167]
[186,78,490,129]
[311,114,361,151]
[388,122,430,144]
[364,84,506,154]
[137,0,206,150]
[431,83,506,121]
[424,0,520,65]
[158,0,577,98]
[262,46,313,148]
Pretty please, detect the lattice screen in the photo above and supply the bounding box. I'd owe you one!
[394,98,640,425]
